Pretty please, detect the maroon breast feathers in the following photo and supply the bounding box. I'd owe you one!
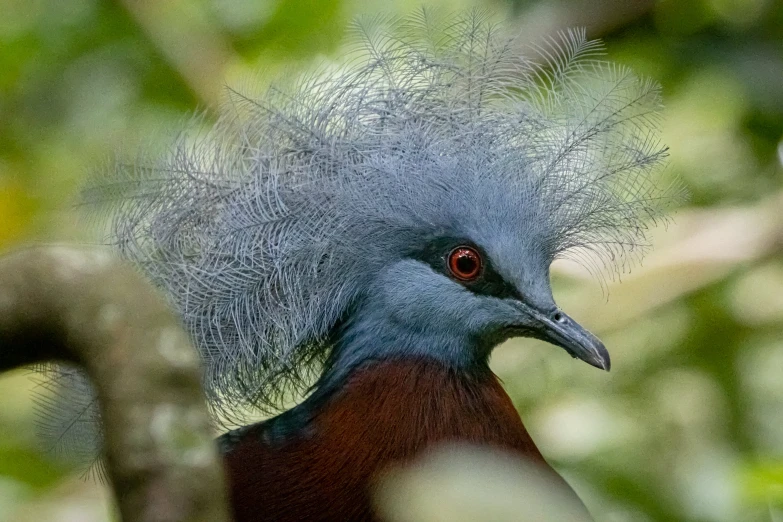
[224,358,552,522]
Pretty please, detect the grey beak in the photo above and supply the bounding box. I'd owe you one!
[528,308,611,371]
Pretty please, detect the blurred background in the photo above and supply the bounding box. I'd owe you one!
[0,0,781,520]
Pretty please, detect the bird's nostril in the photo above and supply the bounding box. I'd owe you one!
[553,312,565,323]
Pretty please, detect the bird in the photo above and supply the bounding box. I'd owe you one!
[40,10,674,521]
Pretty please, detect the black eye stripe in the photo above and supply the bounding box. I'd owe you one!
[410,237,522,301]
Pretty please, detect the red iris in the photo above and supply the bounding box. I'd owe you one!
[448,246,482,281]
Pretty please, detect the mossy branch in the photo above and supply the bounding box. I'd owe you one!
[0,246,230,522]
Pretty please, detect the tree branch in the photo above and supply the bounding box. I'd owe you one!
[0,246,230,522]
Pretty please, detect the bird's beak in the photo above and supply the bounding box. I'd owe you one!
[522,306,611,371]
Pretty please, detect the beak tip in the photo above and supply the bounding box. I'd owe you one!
[581,349,610,371]
[590,342,611,372]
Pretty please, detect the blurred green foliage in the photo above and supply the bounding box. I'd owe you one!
[0,0,781,521]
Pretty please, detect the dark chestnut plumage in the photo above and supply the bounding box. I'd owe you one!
[221,359,574,522]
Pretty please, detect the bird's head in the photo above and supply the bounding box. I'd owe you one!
[330,161,610,373]
[99,13,674,418]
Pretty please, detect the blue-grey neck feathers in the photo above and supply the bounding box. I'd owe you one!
[39,10,674,464]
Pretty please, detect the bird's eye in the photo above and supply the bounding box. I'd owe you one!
[448,246,482,281]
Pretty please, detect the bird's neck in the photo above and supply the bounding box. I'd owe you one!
[225,357,545,465]
[312,357,546,460]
